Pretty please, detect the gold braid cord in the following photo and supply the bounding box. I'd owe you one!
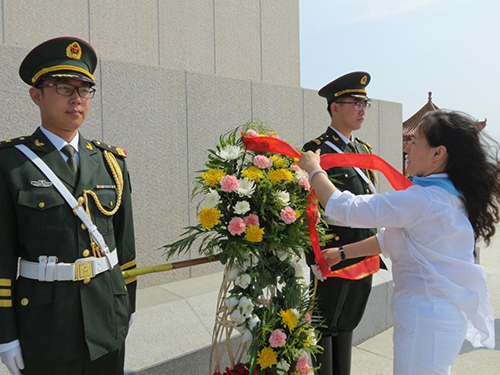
[82,150,124,257]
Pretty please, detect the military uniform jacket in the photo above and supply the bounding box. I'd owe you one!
[303,126,380,272]
[0,127,137,362]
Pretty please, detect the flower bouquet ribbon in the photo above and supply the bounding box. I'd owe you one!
[243,135,411,279]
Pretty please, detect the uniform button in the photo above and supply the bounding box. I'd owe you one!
[21,298,29,306]
[124,285,127,291]
[81,223,87,230]
[19,137,25,140]
[109,201,114,207]
[82,249,90,257]
[344,173,349,178]
[78,197,84,204]
[335,236,340,241]
[38,201,45,208]
[366,189,370,193]
[83,278,91,284]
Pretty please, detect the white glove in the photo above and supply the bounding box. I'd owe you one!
[311,264,326,282]
[0,343,24,375]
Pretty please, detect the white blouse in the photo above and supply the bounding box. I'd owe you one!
[324,175,495,349]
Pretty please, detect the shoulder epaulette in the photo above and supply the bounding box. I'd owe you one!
[310,138,322,145]
[355,137,372,149]
[0,136,29,149]
[92,140,127,158]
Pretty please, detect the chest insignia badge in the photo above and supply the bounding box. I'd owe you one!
[31,180,53,188]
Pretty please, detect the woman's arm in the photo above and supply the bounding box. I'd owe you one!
[298,150,338,208]
[322,235,381,268]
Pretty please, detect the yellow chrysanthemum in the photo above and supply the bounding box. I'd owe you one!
[268,169,293,183]
[257,347,277,369]
[198,206,222,229]
[295,210,302,219]
[202,169,226,186]
[279,309,298,331]
[241,166,265,180]
[271,155,287,168]
[245,225,264,242]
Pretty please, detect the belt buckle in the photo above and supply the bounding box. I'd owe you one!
[73,261,94,282]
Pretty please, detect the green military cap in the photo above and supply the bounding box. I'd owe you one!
[318,71,371,104]
[19,37,97,86]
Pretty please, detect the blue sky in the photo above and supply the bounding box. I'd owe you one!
[299,0,500,142]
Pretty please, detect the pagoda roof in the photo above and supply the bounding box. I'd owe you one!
[403,91,438,137]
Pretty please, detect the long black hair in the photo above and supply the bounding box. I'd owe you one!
[419,110,500,245]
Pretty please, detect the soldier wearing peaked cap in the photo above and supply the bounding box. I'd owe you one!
[303,71,385,375]
[0,37,136,375]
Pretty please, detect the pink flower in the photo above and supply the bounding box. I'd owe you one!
[245,129,260,138]
[299,177,310,191]
[269,329,287,348]
[296,357,312,375]
[267,132,280,139]
[280,206,297,224]
[299,364,312,375]
[253,155,273,169]
[244,214,259,227]
[304,312,312,324]
[221,175,239,192]
[291,164,301,172]
[228,217,246,236]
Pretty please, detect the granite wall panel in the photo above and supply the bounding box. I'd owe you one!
[100,60,188,287]
[159,0,214,74]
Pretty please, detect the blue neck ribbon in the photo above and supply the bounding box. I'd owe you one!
[412,175,463,198]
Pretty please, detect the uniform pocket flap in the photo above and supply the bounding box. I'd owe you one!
[18,189,65,210]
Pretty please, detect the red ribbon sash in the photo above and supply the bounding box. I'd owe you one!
[243,135,411,279]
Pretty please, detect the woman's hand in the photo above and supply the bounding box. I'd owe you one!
[322,248,341,268]
[298,149,322,174]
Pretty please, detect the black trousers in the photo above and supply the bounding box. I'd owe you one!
[312,273,373,375]
[22,344,125,375]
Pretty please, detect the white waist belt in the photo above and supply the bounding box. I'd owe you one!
[19,249,119,282]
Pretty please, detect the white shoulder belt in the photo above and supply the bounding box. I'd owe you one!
[15,144,118,282]
[324,140,376,193]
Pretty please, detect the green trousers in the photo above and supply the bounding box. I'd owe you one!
[22,344,125,375]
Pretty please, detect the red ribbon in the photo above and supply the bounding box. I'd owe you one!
[243,135,411,278]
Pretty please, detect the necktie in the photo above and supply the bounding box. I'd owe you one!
[61,145,78,176]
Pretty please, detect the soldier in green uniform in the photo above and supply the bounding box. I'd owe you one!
[303,72,382,375]
[0,37,137,375]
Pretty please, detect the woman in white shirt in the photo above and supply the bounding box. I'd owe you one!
[298,110,499,375]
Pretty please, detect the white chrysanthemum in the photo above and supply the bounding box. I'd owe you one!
[234,201,250,215]
[204,189,220,207]
[291,308,300,319]
[235,274,251,289]
[239,296,254,316]
[276,360,290,372]
[275,190,290,206]
[225,296,239,310]
[216,145,243,160]
[308,329,318,345]
[295,169,309,181]
[237,178,256,197]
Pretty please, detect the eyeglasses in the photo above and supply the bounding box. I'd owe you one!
[335,101,371,110]
[38,83,96,99]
